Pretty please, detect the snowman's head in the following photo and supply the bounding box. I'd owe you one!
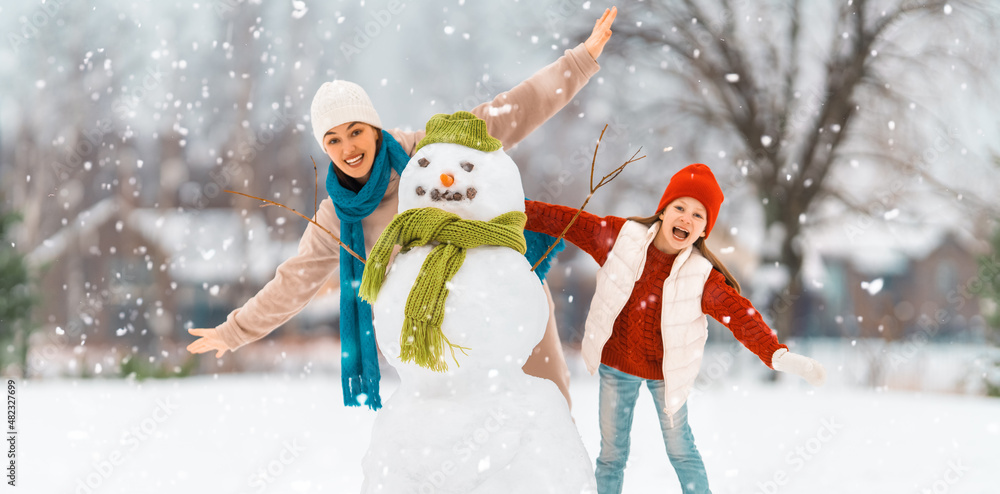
[398,142,525,221]
[398,112,525,221]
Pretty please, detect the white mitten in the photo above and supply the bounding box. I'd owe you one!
[771,349,826,387]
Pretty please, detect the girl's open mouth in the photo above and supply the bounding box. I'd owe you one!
[672,226,689,240]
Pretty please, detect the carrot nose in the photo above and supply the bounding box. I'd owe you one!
[440,173,454,187]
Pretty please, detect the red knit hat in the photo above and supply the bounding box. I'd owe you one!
[656,163,724,238]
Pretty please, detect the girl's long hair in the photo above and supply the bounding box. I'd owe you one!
[626,212,742,294]
[331,125,384,194]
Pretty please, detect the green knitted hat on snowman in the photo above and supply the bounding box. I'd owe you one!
[414,111,502,153]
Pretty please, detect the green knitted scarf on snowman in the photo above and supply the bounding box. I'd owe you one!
[359,207,527,372]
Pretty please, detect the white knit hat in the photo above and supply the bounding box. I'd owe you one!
[309,80,382,148]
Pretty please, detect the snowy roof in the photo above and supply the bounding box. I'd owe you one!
[127,208,298,284]
[26,197,118,268]
[803,219,971,276]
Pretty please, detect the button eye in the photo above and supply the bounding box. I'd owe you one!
[460,161,474,172]
[418,157,430,168]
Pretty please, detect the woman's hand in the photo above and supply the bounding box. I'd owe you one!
[186,327,229,358]
[585,6,617,60]
[771,349,826,387]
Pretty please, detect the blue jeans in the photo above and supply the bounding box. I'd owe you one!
[595,364,711,494]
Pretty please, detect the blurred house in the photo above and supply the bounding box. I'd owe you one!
[26,199,340,374]
[128,206,339,340]
[26,196,177,363]
[815,228,989,341]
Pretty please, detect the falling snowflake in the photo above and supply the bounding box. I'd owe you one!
[861,278,884,295]
[291,0,308,18]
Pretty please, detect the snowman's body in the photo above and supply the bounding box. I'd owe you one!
[373,244,547,387]
[361,142,595,493]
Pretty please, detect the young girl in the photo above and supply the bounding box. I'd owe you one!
[186,7,619,411]
[524,163,826,494]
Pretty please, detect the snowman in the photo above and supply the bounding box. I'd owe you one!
[358,112,595,493]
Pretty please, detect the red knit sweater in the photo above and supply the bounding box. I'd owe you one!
[525,200,787,380]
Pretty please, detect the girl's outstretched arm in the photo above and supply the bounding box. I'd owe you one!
[771,349,826,386]
[524,199,624,265]
[702,270,826,386]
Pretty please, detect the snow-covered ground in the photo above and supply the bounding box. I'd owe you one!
[17,357,1000,494]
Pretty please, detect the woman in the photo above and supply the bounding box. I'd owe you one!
[187,7,619,411]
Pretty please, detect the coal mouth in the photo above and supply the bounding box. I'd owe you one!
[418,187,478,202]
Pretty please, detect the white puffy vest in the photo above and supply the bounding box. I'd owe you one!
[582,220,713,419]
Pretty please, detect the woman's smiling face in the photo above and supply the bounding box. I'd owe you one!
[324,121,379,183]
[655,197,708,254]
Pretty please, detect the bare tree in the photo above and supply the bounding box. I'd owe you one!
[588,0,998,340]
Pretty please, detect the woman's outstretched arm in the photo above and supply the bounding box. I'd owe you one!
[391,8,617,153]
[186,197,342,357]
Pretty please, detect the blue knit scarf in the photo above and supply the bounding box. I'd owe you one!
[326,131,564,411]
[327,130,408,411]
